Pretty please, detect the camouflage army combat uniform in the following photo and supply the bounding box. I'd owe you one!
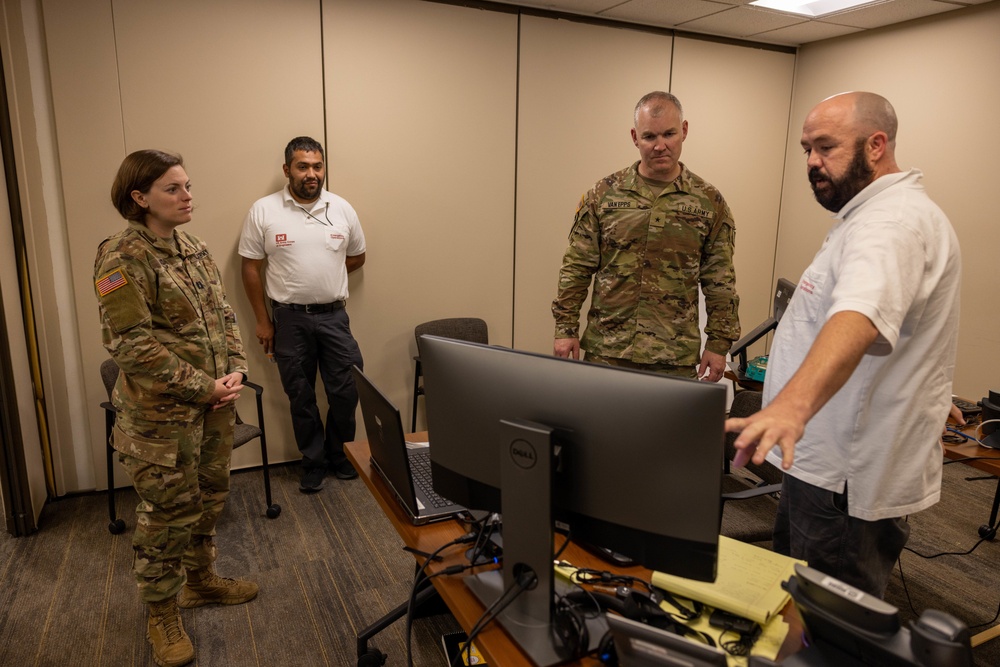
[552,161,740,376]
[94,221,247,603]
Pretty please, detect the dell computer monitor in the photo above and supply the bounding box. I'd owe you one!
[420,336,727,665]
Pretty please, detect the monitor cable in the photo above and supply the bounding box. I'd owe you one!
[452,569,536,667]
[566,566,703,623]
[404,532,481,667]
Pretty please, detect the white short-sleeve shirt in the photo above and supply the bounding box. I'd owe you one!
[238,185,366,304]
[763,170,961,521]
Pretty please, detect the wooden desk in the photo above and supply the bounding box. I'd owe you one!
[724,365,764,392]
[345,434,801,665]
[943,425,1000,537]
[346,434,611,665]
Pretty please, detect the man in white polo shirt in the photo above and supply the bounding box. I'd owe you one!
[726,92,961,598]
[239,136,366,492]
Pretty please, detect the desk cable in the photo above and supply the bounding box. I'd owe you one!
[444,532,573,666]
[453,569,536,667]
[945,427,982,445]
[405,532,482,667]
[897,548,1000,631]
[565,566,703,623]
[976,419,1000,447]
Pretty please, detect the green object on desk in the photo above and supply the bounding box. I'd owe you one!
[746,355,768,382]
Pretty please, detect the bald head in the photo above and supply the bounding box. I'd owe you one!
[817,91,897,146]
[801,92,901,211]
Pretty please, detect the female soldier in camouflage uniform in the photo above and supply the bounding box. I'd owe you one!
[95,150,257,667]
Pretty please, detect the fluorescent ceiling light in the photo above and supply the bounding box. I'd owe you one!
[750,0,880,17]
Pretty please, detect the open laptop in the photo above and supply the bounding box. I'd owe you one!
[352,366,465,525]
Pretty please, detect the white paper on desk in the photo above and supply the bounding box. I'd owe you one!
[405,441,429,449]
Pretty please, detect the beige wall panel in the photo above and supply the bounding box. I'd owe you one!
[41,0,130,491]
[324,0,517,433]
[777,2,1000,400]
[514,16,672,355]
[671,37,795,361]
[52,0,326,477]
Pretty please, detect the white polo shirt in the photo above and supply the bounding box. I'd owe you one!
[239,185,366,304]
[763,169,961,521]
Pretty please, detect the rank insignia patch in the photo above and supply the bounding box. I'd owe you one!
[96,269,128,297]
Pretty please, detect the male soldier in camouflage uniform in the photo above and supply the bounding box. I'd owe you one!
[553,91,740,380]
[95,150,257,667]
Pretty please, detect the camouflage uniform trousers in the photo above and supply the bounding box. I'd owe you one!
[586,354,697,379]
[114,405,235,603]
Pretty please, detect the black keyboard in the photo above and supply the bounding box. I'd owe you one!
[409,450,454,509]
[953,396,982,420]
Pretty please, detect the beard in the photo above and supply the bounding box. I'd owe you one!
[291,177,321,202]
[809,139,874,212]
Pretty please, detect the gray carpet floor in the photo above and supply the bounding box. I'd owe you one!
[0,456,998,666]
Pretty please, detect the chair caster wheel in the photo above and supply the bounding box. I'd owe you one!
[108,519,126,534]
[358,648,387,666]
[266,504,282,519]
[978,524,996,540]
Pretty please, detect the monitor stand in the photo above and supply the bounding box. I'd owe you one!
[464,418,608,666]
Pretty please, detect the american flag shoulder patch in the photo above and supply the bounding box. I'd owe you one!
[95,269,128,297]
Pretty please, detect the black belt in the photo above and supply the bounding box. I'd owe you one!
[271,300,345,314]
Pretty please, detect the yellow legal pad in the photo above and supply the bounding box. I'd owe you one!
[652,535,805,625]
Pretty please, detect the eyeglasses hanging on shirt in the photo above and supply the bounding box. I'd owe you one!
[295,202,333,226]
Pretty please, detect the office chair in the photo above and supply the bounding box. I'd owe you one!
[727,278,795,389]
[411,318,488,432]
[719,390,784,544]
[100,358,281,534]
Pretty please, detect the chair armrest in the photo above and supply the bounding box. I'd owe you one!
[721,482,782,503]
[243,380,264,395]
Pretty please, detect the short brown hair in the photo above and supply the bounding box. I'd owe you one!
[634,91,683,125]
[111,150,184,222]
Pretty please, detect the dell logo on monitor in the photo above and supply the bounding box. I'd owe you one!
[509,440,537,469]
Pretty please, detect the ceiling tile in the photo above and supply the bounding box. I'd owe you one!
[461,0,975,46]
[599,0,734,28]
[755,19,865,44]
[678,5,807,38]
[818,0,963,28]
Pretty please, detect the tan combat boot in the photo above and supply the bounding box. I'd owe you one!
[177,566,259,608]
[147,597,194,667]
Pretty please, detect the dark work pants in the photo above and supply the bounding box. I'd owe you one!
[272,304,363,470]
[773,473,910,599]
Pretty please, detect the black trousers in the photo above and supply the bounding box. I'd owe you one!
[272,304,363,469]
[773,473,910,598]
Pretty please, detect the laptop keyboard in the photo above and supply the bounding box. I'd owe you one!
[409,450,454,509]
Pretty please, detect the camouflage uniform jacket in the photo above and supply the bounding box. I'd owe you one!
[94,221,247,422]
[552,161,740,366]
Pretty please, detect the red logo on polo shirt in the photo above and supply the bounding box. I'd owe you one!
[275,233,294,248]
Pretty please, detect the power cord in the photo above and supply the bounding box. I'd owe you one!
[405,533,480,667]
[453,570,537,667]
[897,553,1000,630]
[717,624,762,656]
[566,566,702,622]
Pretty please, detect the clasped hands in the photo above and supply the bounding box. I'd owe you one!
[209,371,244,410]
